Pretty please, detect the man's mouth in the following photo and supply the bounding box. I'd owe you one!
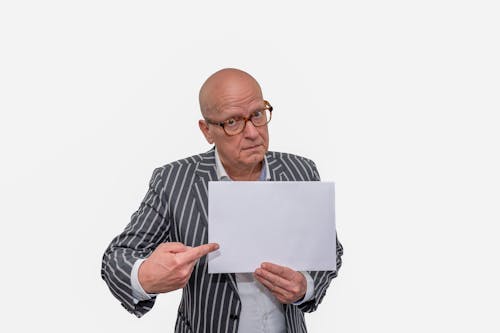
[242,144,261,150]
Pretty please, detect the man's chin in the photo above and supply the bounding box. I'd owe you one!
[242,147,266,163]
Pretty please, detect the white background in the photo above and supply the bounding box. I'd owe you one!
[1,1,499,332]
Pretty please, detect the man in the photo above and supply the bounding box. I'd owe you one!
[101,68,343,332]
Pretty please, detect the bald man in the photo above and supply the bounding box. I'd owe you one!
[101,68,343,333]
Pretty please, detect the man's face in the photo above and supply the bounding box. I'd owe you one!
[199,78,269,171]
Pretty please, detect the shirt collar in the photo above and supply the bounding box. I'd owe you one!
[214,146,270,181]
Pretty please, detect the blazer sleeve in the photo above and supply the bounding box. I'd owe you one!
[101,167,171,317]
[298,158,344,313]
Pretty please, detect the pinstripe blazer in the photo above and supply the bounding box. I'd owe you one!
[101,148,343,333]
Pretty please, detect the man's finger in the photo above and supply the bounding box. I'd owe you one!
[261,262,295,279]
[177,243,219,263]
[254,268,292,292]
[254,273,291,298]
[159,242,188,253]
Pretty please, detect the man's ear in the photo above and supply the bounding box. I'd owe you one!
[198,120,214,144]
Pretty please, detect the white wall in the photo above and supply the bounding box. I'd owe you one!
[1,1,499,332]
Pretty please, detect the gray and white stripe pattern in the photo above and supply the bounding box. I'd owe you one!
[101,148,343,333]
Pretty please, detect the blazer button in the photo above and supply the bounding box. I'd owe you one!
[229,314,239,320]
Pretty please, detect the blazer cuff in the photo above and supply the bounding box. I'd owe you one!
[293,271,315,305]
[131,259,158,304]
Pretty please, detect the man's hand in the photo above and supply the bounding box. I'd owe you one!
[138,242,219,294]
[254,262,307,304]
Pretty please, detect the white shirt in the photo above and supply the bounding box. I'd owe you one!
[130,148,314,332]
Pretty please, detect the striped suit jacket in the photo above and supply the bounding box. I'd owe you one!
[101,148,343,333]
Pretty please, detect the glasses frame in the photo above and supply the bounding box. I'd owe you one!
[204,100,273,136]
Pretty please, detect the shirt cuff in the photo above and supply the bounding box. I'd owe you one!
[293,271,315,305]
[131,258,158,304]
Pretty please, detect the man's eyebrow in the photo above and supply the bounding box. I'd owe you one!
[225,106,259,116]
[249,102,266,111]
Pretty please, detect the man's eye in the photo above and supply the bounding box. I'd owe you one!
[252,110,263,118]
[226,118,238,127]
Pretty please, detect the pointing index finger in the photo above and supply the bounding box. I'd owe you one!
[177,243,219,263]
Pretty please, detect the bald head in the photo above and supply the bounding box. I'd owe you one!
[199,68,263,117]
[197,68,270,179]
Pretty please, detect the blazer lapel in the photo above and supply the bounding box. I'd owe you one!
[266,152,287,181]
[192,148,240,301]
[193,149,217,229]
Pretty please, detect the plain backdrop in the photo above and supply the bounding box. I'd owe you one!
[1,1,499,332]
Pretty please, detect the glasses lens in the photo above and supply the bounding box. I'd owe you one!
[224,119,245,135]
[251,109,271,127]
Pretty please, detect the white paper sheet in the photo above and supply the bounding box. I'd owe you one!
[207,181,336,273]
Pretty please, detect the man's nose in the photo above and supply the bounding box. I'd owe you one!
[242,119,259,138]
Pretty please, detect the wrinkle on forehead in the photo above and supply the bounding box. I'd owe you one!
[199,68,263,117]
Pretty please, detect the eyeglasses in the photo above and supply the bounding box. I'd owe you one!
[204,100,273,136]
